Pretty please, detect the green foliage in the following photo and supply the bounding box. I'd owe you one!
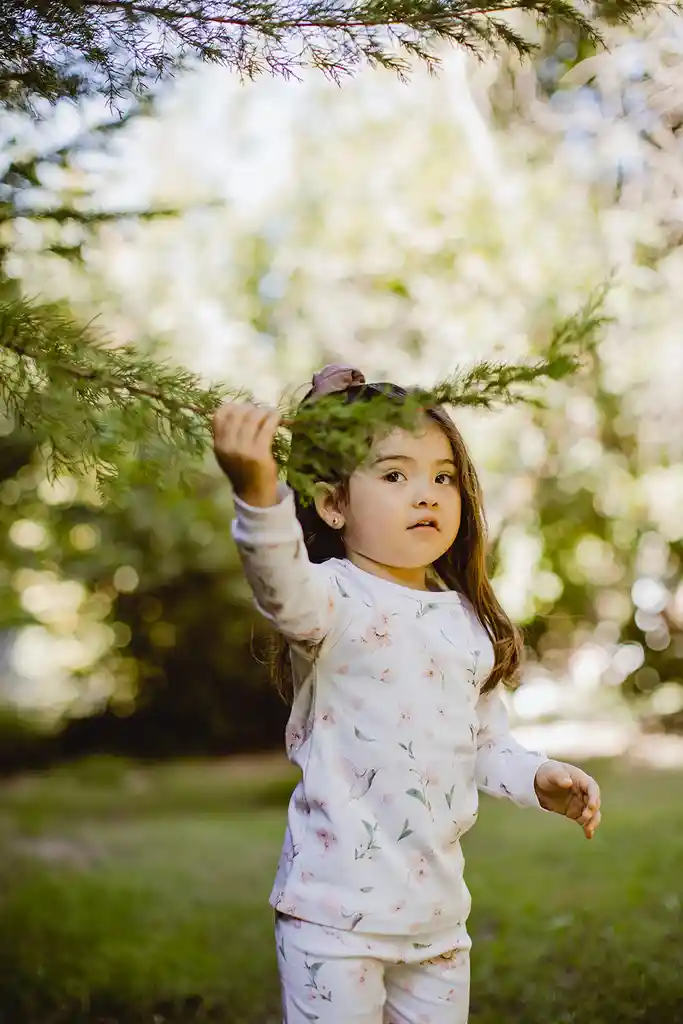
[0,293,238,498]
[0,287,608,504]
[0,757,681,1022]
[0,428,290,761]
[0,0,676,111]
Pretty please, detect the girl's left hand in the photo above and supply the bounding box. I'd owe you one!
[534,761,602,839]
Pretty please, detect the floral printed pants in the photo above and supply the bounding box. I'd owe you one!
[275,913,471,1024]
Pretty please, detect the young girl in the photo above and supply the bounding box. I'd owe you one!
[212,364,601,1024]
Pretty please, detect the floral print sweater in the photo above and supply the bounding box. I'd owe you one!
[231,484,548,936]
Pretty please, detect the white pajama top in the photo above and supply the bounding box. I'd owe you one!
[231,484,548,937]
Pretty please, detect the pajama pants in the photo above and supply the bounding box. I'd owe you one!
[275,912,471,1024]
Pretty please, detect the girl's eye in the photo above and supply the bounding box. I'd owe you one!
[382,470,406,483]
[436,472,455,485]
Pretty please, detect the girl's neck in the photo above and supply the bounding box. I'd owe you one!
[344,550,436,592]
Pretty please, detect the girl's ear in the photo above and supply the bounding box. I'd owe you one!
[313,482,346,530]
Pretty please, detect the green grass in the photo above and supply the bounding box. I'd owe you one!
[0,756,682,1023]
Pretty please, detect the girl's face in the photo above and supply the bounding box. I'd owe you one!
[315,416,462,590]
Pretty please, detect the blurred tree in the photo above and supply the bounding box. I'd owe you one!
[2,0,682,765]
[0,76,602,767]
[23,11,680,736]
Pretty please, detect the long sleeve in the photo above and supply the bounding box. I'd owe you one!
[474,685,549,809]
[231,482,336,646]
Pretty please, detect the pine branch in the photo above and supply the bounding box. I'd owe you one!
[0,0,676,110]
[0,295,243,497]
[0,286,608,501]
[282,286,609,499]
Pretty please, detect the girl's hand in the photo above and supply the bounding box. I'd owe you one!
[212,402,281,507]
[534,760,602,839]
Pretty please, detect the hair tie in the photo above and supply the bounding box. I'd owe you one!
[310,364,366,398]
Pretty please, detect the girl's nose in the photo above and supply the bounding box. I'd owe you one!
[414,489,439,508]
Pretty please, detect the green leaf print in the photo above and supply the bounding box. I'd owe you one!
[398,741,415,760]
[355,820,381,861]
[445,784,456,809]
[406,788,428,806]
[360,886,374,892]
[302,1012,320,1022]
[416,602,440,618]
[304,960,333,1003]
[354,726,376,742]
[412,941,432,949]
[398,819,413,841]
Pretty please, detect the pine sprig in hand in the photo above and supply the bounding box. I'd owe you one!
[0,287,607,500]
[280,288,607,499]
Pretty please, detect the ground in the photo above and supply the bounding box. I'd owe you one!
[0,754,682,1023]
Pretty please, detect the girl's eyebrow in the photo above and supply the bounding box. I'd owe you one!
[372,454,456,468]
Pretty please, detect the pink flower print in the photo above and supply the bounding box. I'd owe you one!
[328,595,336,613]
[315,828,338,851]
[355,965,371,988]
[422,657,445,686]
[380,792,395,806]
[337,664,349,675]
[300,871,316,884]
[398,707,414,726]
[317,708,336,728]
[285,724,303,752]
[414,860,429,883]
[362,615,392,648]
[408,853,430,884]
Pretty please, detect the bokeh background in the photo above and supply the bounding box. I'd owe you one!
[1,8,683,1024]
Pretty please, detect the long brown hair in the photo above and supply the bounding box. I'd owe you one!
[267,381,524,701]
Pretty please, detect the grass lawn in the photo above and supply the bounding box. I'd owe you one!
[0,755,682,1024]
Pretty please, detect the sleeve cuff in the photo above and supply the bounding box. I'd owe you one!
[525,755,553,811]
[231,483,301,541]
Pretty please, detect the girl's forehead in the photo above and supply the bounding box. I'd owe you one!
[371,419,452,459]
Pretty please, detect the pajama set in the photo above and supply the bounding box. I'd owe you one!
[232,484,549,1024]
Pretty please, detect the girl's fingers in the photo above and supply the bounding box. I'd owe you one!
[585,778,601,810]
[583,809,601,838]
[213,403,239,450]
[254,409,281,449]
[234,404,267,451]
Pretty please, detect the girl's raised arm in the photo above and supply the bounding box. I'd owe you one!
[231,484,335,644]
[214,401,335,645]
